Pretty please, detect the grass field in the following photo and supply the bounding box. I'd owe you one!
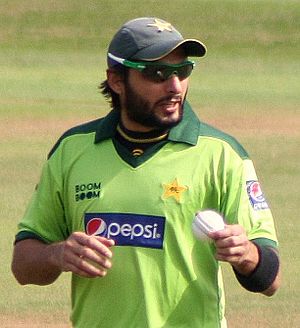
[1,0,299,327]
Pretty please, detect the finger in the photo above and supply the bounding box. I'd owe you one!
[71,232,114,259]
[214,235,246,250]
[79,247,113,270]
[63,251,110,277]
[208,225,235,240]
[85,238,114,259]
[95,236,115,247]
[67,259,108,278]
[215,253,243,265]
[215,244,245,257]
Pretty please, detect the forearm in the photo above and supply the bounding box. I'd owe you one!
[261,270,281,296]
[233,242,280,296]
[12,239,63,286]
[12,232,115,285]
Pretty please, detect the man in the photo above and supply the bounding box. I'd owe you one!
[12,17,280,328]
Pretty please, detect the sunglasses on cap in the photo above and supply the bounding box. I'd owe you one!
[108,53,195,82]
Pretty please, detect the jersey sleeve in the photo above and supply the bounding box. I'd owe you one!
[16,149,69,243]
[221,155,278,245]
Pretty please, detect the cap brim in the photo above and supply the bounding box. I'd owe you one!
[131,38,206,61]
[180,39,207,57]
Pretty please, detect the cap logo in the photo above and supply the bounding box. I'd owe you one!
[147,18,173,32]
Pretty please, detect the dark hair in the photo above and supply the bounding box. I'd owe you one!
[99,66,128,111]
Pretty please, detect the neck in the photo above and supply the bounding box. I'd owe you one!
[120,113,153,133]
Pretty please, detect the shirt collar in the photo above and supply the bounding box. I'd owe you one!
[94,101,201,146]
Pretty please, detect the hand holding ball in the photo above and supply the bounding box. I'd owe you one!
[192,210,225,241]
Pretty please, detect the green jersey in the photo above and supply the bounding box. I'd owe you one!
[16,103,278,328]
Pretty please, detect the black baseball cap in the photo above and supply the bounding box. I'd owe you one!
[107,17,206,67]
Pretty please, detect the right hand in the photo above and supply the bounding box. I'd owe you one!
[52,231,115,278]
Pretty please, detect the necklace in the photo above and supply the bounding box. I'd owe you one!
[116,124,168,144]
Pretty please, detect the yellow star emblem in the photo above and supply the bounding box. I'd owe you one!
[162,178,188,203]
[147,19,173,32]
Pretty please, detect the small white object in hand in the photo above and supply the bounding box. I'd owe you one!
[192,210,225,241]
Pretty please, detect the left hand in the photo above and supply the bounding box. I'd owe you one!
[208,224,259,276]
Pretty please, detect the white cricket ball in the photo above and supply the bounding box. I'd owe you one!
[192,210,225,241]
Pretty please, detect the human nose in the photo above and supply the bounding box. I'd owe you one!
[165,74,183,94]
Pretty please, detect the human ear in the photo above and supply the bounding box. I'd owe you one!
[106,69,125,95]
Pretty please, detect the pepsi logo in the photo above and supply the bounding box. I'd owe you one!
[84,213,166,249]
[86,218,107,236]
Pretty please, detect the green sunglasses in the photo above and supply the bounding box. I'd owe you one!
[108,53,195,82]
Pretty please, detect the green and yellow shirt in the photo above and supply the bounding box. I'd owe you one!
[16,103,278,328]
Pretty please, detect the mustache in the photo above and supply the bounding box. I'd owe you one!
[155,94,183,105]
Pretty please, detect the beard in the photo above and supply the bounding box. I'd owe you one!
[123,80,186,130]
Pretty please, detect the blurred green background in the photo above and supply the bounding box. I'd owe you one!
[1,0,299,327]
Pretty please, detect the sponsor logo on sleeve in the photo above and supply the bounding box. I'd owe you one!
[246,180,269,210]
[84,213,165,249]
